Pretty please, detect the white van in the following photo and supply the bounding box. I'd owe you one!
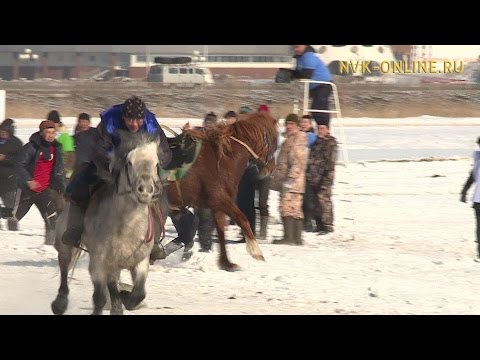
[147,64,214,86]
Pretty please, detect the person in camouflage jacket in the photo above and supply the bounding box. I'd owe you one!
[306,124,337,234]
[270,114,308,245]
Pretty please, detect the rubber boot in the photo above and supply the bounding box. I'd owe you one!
[258,215,268,240]
[273,217,294,244]
[316,217,325,233]
[285,217,297,244]
[7,219,18,231]
[62,203,86,247]
[303,213,314,232]
[197,208,214,251]
[293,219,304,245]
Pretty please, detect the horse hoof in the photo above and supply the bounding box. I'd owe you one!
[51,295,68,315]
[219,262,241,272]
[120,290,144,311]
[254,254,265,262]
[182,250,193,262]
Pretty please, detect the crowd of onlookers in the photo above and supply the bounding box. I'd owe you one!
[0,111,94,242]
[179,104,339,250]
[0,103,338,252]
[0,43,343,252]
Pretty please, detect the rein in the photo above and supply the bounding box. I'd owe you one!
[160,124,179,137]
[113,161,165,245]
[230,136,266,167]
[144,202,166,244]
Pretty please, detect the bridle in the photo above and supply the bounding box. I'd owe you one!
[230,128,274,169]
[115,156,162,199]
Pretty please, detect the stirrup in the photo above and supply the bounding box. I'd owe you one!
[163,238,184,256]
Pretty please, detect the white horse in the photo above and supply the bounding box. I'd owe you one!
[52,131,165,315]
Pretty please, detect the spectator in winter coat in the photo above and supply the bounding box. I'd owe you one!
[47,110,75,180]
[306,123,338,235]
[255,104,273,239]
[270,113,309,245]
[13,120,66,244]
[461,136,480,259]
[0,118,23,230]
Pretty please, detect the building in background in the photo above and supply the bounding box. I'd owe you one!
[9,45,465,81]
[0,45,293,80]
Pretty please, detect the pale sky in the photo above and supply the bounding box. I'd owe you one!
[429,45,480,60]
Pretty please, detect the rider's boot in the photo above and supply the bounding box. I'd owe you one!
[62,203,86,248]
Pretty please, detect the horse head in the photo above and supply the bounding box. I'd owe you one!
[113,130,163,204]
[238,113,278,179]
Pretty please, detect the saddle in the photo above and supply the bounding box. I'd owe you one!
[161,133,202,182]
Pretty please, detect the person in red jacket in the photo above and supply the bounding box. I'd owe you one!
[12,120,66,245]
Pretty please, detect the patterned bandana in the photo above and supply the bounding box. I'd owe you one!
[121,96,146,119]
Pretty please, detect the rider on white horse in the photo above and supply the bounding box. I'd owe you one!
[62,96,172,248]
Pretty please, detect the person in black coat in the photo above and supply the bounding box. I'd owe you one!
[0,119,23,230]
[13,120,66,244]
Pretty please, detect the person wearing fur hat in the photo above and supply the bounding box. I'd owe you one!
[12,120,66,244]
[0,118,23,230]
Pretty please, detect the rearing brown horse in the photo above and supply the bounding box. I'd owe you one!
[166,112,278,271]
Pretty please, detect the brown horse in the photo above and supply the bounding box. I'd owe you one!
[167,112,278,271]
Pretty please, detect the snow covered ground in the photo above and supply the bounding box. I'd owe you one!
[1,117,480,314]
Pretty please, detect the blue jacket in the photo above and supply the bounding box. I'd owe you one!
[296,49,332,90]
[101,104,160,142]
[306,131,317,149]
[96,104,172,170]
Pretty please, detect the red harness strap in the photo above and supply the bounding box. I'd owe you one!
[144,203,166,244]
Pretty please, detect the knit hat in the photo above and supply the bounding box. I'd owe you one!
[46,110,61,123]
[257,104,270,113]
[121,96,146,119]
[78,112,91,122]
[239,105,254,114]
[285,113,299,126]
[39,120,56,132]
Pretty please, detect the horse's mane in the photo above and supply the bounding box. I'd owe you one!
[185,112,278,160]
[114,130,160,159]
